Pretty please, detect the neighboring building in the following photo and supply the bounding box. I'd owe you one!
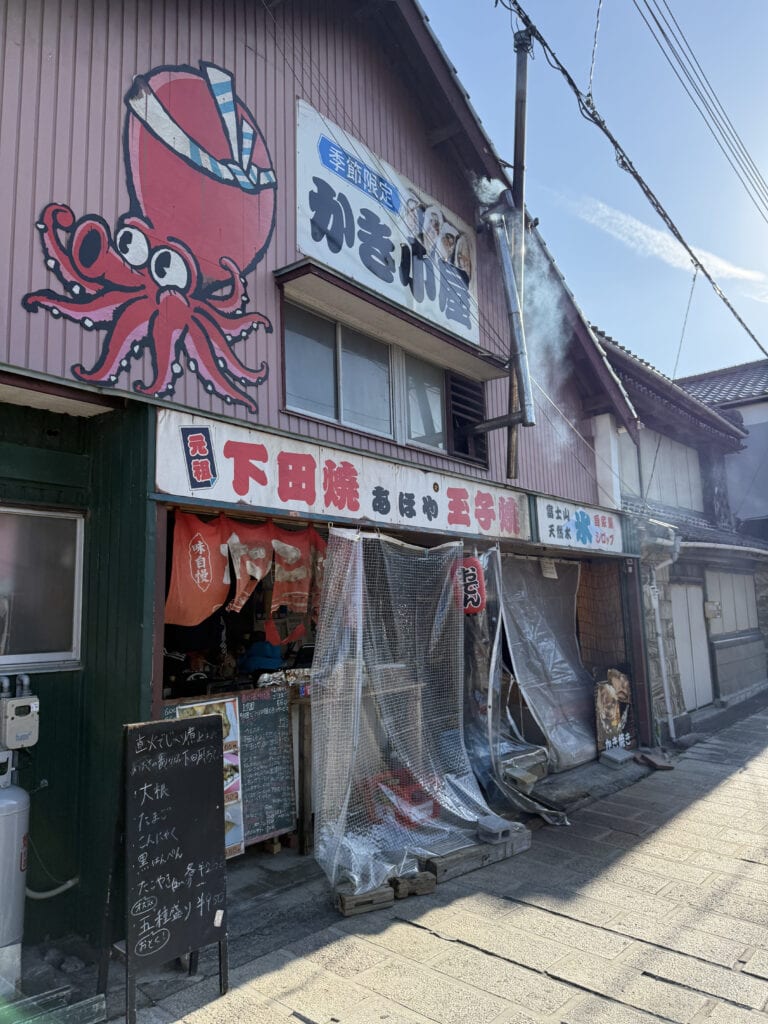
[1,0,648,951]
[593,334,768,740]
[676,360,768,542]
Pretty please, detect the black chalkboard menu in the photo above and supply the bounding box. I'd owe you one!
[124,716,228,968]
[239,687,295,841]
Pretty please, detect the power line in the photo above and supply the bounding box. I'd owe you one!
[257,0,507,362]
[631,0,768,225]
[651,0,768,210]
[587,0,604,102]
[643,266,698,503]
[257,0,696,520]
[496,0,768,360]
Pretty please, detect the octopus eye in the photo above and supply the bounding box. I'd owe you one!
[150,248,190,290]
[115,227,149,267]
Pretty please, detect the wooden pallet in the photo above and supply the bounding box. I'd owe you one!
[390,871,437,899]
[335,883,395,917]
[421,833,530,883]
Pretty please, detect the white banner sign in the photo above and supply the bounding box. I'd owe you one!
[156,410,530,542]
[535,497,624,553]
[296,100,479,345]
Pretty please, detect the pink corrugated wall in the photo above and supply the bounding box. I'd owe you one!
[0,0,598,503]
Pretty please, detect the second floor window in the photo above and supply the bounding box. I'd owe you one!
[285,304,392,436]
[284,303,487,464]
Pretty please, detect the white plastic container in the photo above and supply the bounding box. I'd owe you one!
[0,785,29,948]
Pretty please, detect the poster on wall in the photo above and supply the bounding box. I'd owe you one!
[595,669,637,752]
[535,498,624,554]
[296,100,480,346]
[176,697,245,857]
[157,409,531,543]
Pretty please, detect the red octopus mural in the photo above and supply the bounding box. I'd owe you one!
[23,62,277,413]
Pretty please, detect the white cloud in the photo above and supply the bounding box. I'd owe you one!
[742,282,768,304]
[566,195,766,286]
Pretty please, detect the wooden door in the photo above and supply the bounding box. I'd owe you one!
[670,584,714,711]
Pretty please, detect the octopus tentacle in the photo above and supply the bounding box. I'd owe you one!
[30,204,99,294]
[183,320,260,413]
[204,258,250,315]
[23,289,147,329]
[134,313,187,397]
[192,312,270,385]
[71,297,154,384]
[194,302,271,339]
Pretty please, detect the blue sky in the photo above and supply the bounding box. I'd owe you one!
[420,0,768,378]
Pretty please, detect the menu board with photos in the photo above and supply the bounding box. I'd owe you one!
[164,686,295,848]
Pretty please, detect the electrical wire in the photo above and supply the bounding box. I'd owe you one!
[257,0,503,358]
[587,0,604,102]
[643,266,698,503]
[496,0,768,360]
[631,0,768,226]
[655,0,768,205]
[28,832,71,886]
[530,376,642,499]
[258,0,736,524]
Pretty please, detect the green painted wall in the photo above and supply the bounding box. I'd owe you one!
[1,400,155,941]
[76,403,156,941]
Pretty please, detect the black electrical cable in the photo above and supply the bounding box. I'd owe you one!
[496,0,768,359]
[652,0,768,209]
[632,0,768,224]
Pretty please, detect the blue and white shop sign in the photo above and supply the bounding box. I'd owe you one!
[296,100,480,346]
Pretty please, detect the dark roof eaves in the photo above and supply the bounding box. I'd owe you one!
[398,0,512,183]
[597,334,748,440]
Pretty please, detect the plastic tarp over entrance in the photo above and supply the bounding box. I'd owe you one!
[499,554,596,772]
[464,549,567,823]
[311,529,503,894]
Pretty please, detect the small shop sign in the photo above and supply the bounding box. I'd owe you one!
[595,670,637,752]
[157,410,530,543]
[296,101,480,346]
[534,498,624,554]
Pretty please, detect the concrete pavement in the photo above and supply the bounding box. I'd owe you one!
[121,703,768,1023]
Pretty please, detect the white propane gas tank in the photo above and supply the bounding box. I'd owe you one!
[0,786,29,947]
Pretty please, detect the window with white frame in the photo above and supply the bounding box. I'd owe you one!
[0,508,84,668]
[405,354,445,449]
[284,303,487,463]
[705,570,759,636]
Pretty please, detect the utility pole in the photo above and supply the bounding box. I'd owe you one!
[472,27,535,478]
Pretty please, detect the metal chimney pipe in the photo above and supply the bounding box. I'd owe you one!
[507,27,533,478]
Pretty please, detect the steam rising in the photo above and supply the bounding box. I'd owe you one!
[471,174,508,209]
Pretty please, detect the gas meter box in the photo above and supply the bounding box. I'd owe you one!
[0,697,40,750]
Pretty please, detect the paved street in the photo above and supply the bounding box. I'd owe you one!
[127,705,768,1024]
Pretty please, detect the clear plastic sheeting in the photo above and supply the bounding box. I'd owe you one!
[499,555,596,773]
[464,549,567,824]
[311,529,496,894]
